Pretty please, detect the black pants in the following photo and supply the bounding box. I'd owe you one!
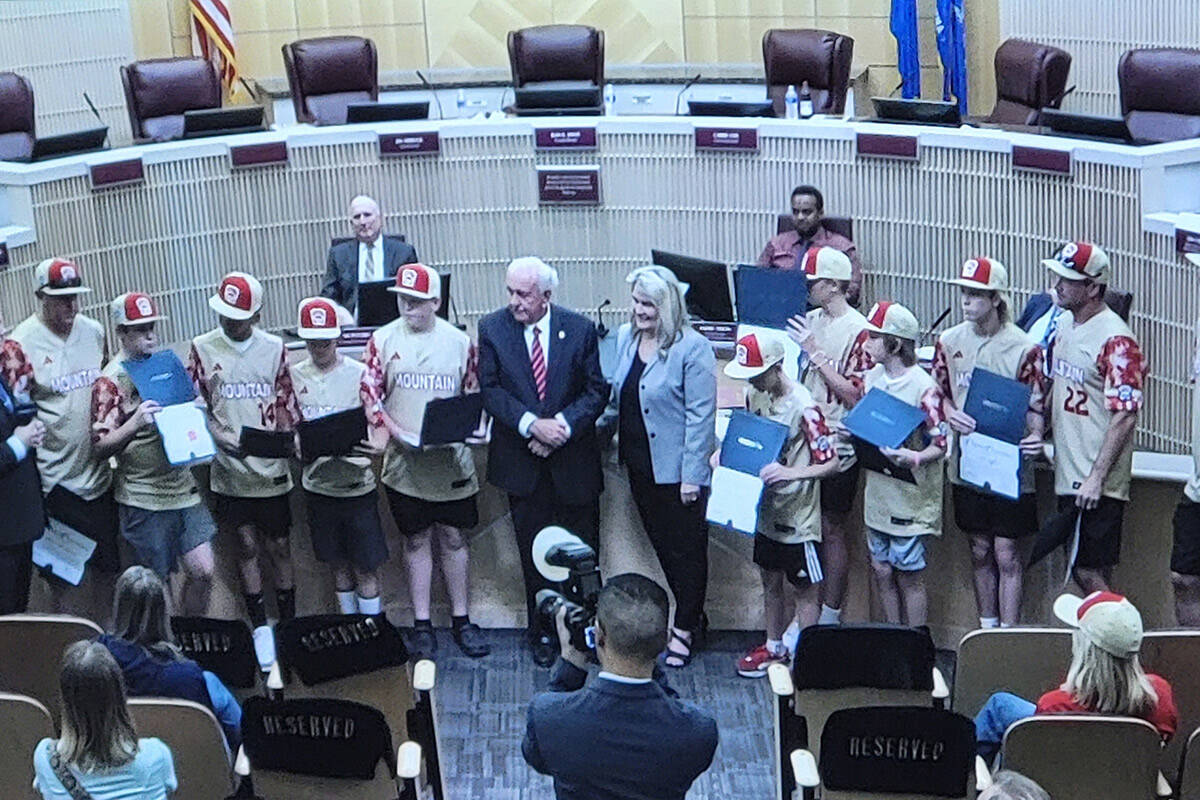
[509,470,600,639]
[0,540,33,614]
[627,468,709,632]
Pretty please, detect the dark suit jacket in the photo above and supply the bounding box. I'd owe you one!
[320,235,418,314]
[522,659,719,800]
[1016,292,1054,332]
[477,305,606,504]
[0,378,44,547]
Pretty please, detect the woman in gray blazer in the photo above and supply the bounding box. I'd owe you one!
[599,266,717,667]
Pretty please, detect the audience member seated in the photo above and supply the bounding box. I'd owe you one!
[762,29,854,117]
[1119,47,1200,143]
[120,57,221,143]
[757,184,863,306]
[974,591,1178,763]
[320,194,418,318]
[0,71,35,161]
[33,641,177,800]
[986,39,1072,125]
[99,566,242,750]
[979,770,1051,800]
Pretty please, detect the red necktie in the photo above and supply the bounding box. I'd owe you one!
[530,326,547,401]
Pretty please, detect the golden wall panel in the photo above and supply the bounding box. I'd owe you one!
[555,0,684,64]
[425,0,552,68]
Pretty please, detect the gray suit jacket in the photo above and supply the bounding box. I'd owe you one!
[599,323,716,486]
[320,235,418,313]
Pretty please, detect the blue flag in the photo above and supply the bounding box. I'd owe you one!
[890,0,921,99]
[936,0,968,113]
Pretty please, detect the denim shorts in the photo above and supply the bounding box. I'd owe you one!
[866,528,928,571]
[119,503,216,578]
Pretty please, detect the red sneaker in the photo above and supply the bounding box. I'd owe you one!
[736,643,788,678]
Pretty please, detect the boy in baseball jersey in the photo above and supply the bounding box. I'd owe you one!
[291,297,389,616]
[91,293,215,615]
[10,258,119,596]
[857,302,947,627]
[362,263,490,658]
[188,272,298,632]
[933,258,1046,628]
[1171,301,1200,626]
[786,246,872,627]
[1044,242,1147,593]
[723,332,839,677]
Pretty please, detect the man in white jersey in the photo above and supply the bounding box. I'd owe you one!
[933,258,1046,628]
[188,272,298,635]
[1171,280,1200,625]
[362,263,490,659]
[1044,242,1147,593]
[10,258,118,599]
[786,246,872,627]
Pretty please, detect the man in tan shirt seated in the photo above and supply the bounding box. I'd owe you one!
[756,184,863,306]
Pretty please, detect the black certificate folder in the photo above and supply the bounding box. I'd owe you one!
[239,428,294,458]
[299,408,368,460]
[419,394,486,446]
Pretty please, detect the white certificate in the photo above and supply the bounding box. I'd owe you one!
[32,519,97,586]
[706,465,764,536]
[959,433,1021,500]
[155,402,216,466]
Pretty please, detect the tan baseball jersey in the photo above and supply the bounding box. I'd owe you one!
[748,382,836,544]
[1186,318,1200,503]
[91,356,200,511]
[187,327,297,498]
[861,364,948,538]
[801,306,872,468]
[10,314,110,499]
[291,355,375,498]
[1049,306,1146,501]
[362,317,479,502]
[933,321,1045,489]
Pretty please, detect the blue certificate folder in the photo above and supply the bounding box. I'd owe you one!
[963,368,1030,444]
[122,351,196,406]
[843,388,926,484]
[733,264,808,329]
[719,410,789,475]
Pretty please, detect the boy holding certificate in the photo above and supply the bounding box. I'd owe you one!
[722,332,839,678]
[91,293,215,614]
[858,302,947,627]
[933,258,1046,629]
[291,297,389,616]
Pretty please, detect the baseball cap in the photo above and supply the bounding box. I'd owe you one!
[1053,591,1144,657]
[296,297,343,340]
[864,301,920,342]
[724,332,787,380]
[1043,241,1111,284]
[208,272,264,320]
[36,257,91,296]
[388,263,441,300]
[949,257,1009,292]
[110,292,167,326]
[801,247,853,282]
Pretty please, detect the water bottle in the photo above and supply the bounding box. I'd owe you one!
[785,84,798,119]
[603,83,616,115]
[799,81,814,119]
[456,88,466,118]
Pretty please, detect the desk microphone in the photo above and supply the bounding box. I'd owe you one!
[415,71,444,120]
[595,298,612,338]
[82,92,103,123]
[674,73,702,116]
[926,306,952,336]
[888,81,905,98]
[1047,84,1076,109]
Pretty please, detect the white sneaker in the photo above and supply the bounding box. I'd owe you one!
[252,625,276,671]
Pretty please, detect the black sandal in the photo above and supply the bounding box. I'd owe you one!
[664,628,694,668]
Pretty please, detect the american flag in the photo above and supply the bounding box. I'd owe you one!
[189,0,239,92]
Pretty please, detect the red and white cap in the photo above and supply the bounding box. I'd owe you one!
[1043,241,1111,284]
[208,272,264,320]
[388,263,441,300]
[110,292,167,326]
[864,301,921,342]
[35,257,90,296]
[296,297,344,340]
[801,247,853,282]
[724,332,787,380]
[1053,591,1143,657]
[949,257,1009,292]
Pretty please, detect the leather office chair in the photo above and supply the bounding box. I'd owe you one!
[1119,48,1200,143]
[121,57,221,143]
[762,29,854,117]
[507,25,604,114]
[282,36,378,126]
[0,72,35,161]
[986,38,1071,125]
[776,213,854,241]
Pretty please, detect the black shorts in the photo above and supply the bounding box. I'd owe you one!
[385,487,479,536]
[211,492,292,540]
[820,461,860,515]
[45,485,120,573]
[1056,495,1125,569]
[304,491,389,572]
[753,535,821,588]
[953,484,1038,539]
[1171,499,1200,576]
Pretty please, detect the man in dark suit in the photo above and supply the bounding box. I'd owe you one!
[320,194,418,317]
[0,328,46,614]
[522,573,719,800]
[477,256,607,666]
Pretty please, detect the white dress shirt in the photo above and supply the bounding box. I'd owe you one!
[597,671,653,684]
[358,239,384,283]
[517,307,572,438]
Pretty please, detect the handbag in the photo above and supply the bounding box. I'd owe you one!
[45,740,96,800]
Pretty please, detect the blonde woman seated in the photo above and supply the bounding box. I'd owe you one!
[598,265,717,667]
[974,591,1178,762]
[34,641,177,799]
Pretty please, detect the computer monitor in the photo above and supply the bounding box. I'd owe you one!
[346,102,430,123]
[870,97,961,126]
[1038,109,1135,144]
[649,250,734,322]
[687,100,775,118]
[182,106,265,138]
[27,126,108,161]
[732,264,808,330]
[513,81,601,110]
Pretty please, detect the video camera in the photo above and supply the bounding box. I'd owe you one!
[532,526,601,652]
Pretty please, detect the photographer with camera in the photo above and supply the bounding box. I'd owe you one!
[522,572,718,800]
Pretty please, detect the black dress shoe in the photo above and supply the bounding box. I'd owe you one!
[408,626,437,661]
[452,622,491,658]
[530,634,557,668]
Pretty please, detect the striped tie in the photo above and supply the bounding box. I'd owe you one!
[530,326,547,401]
